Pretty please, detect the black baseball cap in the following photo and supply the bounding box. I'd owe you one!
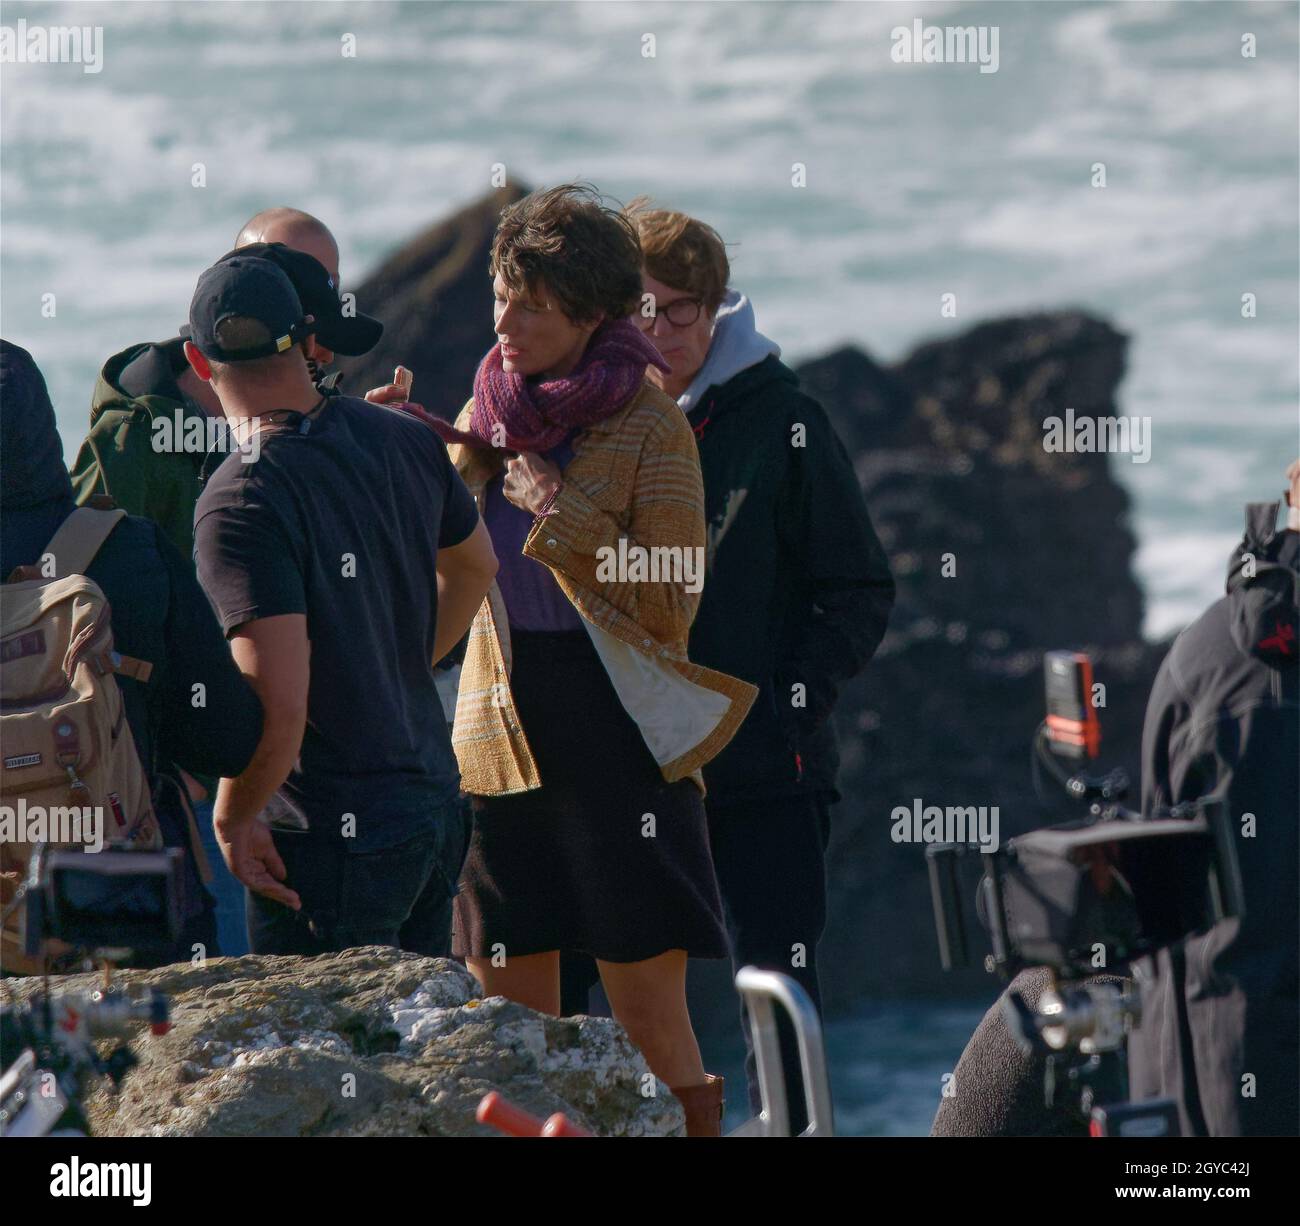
[217,242,383,356]
[187,256,316,362]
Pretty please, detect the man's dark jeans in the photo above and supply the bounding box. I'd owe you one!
[248,802,472,957]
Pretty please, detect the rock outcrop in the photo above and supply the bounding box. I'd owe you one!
[5,948,682,1137]
[804,313,1168,1005]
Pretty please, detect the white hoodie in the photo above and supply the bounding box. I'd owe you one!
[675,289,782,414]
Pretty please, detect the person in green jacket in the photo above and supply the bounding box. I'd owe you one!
[70,336,220,561]
[70,209,381,560]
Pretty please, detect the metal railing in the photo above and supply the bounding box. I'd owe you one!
[727,966,834,1137]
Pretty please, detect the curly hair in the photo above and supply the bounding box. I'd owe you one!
[490,183,644,325]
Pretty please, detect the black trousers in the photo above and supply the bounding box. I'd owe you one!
[708,791,830,1133]
[559,790,830,1132]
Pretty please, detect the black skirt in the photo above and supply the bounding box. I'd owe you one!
[452,628,729,963]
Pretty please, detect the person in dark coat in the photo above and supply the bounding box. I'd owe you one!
[623,200,896,1130]
[0,340,263,962]
[1127,485,1299,1137]
[934,484,1299,1139]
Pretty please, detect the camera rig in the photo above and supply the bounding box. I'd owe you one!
[926,651,1244,1136]
[0,845,181,1137]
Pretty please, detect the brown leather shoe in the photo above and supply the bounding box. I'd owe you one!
[671,1073,725,1137]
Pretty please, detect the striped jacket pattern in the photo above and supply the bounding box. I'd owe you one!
[446,379,757,797]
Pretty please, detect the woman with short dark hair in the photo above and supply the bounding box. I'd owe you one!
[443,184,756,1136]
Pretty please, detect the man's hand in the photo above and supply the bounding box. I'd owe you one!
[503,451,562,515]
[213,614,309,906]
[215,813,301,910]
[1286,457,1299,529]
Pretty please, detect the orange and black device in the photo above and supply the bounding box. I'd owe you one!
[1043,650,1101,760]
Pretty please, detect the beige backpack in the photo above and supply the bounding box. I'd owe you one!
[0,506,161,973]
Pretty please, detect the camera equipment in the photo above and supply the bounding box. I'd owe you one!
[1043,649,1101,760]
[25,848,183,962]
[0,845,180,1136]
[927,652,1245,1136]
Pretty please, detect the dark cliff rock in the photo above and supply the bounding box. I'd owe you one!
[337,183,528,417]
[335,190,1169,1016]
[804,312,1167,1007]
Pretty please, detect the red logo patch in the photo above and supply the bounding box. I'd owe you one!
[0,629,46,664]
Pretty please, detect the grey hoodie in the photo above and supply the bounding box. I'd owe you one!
[676,289,782,414]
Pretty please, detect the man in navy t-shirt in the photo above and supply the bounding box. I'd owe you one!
[188,254,498,956]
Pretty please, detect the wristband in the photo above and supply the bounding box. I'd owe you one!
[535,482,563,518]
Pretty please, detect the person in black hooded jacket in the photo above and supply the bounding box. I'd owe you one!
[932,485,1298,1140]
[623,202,895,1129]
[1127,480,1299,1137]
[0,340,263,963]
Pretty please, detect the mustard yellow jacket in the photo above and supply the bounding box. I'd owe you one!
[447,381,757,796]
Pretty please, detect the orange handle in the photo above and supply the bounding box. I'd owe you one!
[477,1091,544,1136]
[477,1092,592,1137]
[541,1113,592,1138]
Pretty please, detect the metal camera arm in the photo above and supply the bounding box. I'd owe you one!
[1002,973,1181,1137]
[1032,724,1134,821]
[0,986,171,1137]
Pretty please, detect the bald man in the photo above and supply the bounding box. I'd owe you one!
[233,209,342,383]
[232,209,409,403]
[235,207,340,283]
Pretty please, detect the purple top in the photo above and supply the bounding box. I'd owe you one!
[482,434,584,631]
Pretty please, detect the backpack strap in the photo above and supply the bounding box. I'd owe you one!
[39,505,155,684]
[42,505,126,578]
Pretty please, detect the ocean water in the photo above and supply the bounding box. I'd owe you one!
[2,1,1295,1134]
[3,0,1297,635]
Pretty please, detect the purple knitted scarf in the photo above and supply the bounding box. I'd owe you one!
[468,318,670,453]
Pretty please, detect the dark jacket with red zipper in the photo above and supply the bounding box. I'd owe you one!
[685,353,894,803]
[1128,506,1299,1137]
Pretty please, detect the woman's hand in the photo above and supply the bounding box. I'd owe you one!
[366,365,415,406]
[504,451,563,515]
[364,382,409,406]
